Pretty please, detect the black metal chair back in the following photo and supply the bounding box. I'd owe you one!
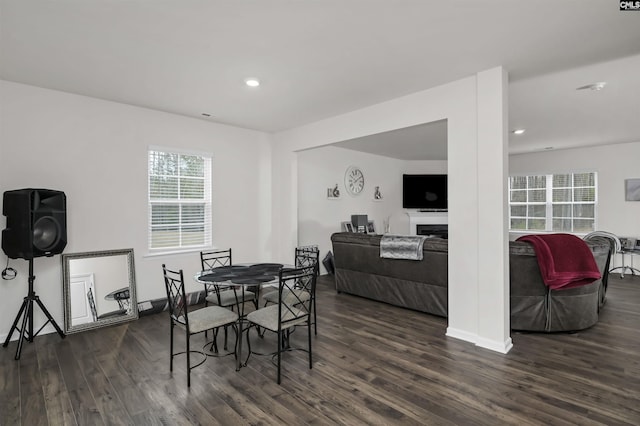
[200,248,232,272]
[295,245,319,273]
[163,265,189,328]
[295,245,320,334]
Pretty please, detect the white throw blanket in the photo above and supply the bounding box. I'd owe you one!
[380,235,427,260]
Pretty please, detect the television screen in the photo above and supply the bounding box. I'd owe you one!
[402,174,447,210]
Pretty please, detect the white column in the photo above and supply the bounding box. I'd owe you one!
[475,67,512,353]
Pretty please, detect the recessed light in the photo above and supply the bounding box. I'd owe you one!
[512,129,525,135]
[245,78,260,87]
[576,82,607,91]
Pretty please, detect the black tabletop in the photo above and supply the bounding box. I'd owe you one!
[197,263,286,285]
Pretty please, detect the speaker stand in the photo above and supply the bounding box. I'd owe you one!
[2,259,65,360]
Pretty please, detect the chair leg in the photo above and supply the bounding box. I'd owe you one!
[209,328,219,354]
[186,332,191,387]
[243,325,253,367]
[277,330,282,385]
[308,319,313,370]
[221,326,227,350]
[313,296,317,335]
[170,321,174,372]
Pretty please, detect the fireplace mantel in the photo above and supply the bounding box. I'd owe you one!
[406,211,448,236]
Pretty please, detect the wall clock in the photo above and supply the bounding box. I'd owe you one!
[345,166,365,196]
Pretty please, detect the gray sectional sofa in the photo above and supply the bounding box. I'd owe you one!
[330,232,612,332]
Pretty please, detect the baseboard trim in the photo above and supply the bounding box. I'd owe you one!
[476,336,513,354]
[445,327,477,344]
[446,327,513,354]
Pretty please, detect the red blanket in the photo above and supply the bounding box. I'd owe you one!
[517,234,601,290]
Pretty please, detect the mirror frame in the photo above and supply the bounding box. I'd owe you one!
[62,248,138,334]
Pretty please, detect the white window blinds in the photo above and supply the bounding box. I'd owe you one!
[148,149,212,250]
[509,172,597,233]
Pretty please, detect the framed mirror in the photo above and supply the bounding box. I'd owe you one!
[62,248,138,334]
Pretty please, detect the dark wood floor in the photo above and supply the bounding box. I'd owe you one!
[1,273,639,425]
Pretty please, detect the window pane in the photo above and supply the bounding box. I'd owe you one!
[151,205,179,225]
[180,155,205,178]
[510,176,527,190]
[511,218,526,230]
[527,205,546,217]
[181,225,205,246]
[528,175,546,189]
[149,151,178,176]
[528,218,546,230]
[573,219,594,233]
[510,190,526,202]
[574,172,594,187]
[552,204,572,218]
[151,226,180,248]
[510,205,526,217]
[182,205,205,224]
[574,187,595,202]
[553,174,571,187]
[573,204,594,218]
[150,176,179,199]
[552,218,572,231]
[552,188,571,202]
[180,178,204,199]
[528,189,546,202]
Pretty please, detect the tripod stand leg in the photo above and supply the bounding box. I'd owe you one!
[35,296,65,338]
[14,299,32,360]
[2,297,29,348]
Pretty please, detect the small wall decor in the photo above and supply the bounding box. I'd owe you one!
[327,184,340,199]
[625,178,640,201]
[373,186,383,200]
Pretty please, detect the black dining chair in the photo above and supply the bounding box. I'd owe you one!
[162,264,239,387]
[262,245,320,334]
[201,249,259,309]
[245,265,316,384]
[200,249,258,348]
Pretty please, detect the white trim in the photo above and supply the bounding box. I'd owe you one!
[144,246,215,258]
[148,144,212,158]
[476,336,513,354]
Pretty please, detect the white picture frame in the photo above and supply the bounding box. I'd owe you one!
[341,221,354,232]
[366,220,376,234]
[625,178,640,201]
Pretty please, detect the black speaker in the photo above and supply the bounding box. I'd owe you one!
[2,189,67,259]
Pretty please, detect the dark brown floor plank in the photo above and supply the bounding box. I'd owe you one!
[35,335,76,425]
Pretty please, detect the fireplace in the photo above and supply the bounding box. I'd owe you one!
[416,224,448,239]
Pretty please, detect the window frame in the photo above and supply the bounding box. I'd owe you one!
[147,146,213,254]
[508,171,597,234]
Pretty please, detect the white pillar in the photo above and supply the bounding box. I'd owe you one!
[476,67,512,353]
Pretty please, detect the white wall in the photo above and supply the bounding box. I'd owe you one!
[273,68,511,353]
[0,81,272,341]
[510,140,640,265]
[297,146,404,272]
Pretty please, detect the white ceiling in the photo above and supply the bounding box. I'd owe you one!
[2,1,640,159]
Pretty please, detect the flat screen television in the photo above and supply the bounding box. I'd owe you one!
[402,174,447,210]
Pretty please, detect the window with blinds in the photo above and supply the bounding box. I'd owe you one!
[148,149,212,250]
[509,172,597,233]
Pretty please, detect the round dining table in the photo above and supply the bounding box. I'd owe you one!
[194,262,293,370]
